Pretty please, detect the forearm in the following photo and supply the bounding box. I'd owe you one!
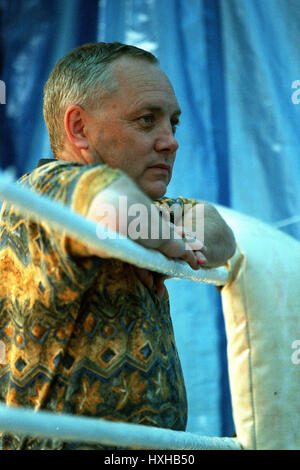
[86,174,176,257]
[201,202,236,267]
[164,197,236,267]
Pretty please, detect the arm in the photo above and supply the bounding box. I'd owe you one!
[85,173,206,270]
[198,202,236,267]
[158,197,236,268]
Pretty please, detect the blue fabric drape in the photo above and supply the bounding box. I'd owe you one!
[2,0,300,438]
[0,0,98,176]
[221,0,300,241]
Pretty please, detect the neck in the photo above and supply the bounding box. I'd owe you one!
[57,147,87,164]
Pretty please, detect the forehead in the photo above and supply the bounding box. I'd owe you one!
[108,57,180,114]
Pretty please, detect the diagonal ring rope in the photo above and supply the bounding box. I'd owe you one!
[0,169,230,286]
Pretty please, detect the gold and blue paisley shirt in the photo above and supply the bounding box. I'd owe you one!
[0,161,189,450]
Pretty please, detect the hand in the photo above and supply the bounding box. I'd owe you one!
[173,202,236,267]
[134,267,169,298]
[158,224,208,270]
[157,205,208,270]
[134,226,208,298]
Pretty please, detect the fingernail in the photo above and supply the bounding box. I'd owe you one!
[197,254,207,265]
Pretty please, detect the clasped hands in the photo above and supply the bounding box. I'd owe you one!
[134,221,207,298]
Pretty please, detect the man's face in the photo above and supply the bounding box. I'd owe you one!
[86,57,181,200]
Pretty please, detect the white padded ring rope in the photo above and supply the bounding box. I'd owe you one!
[0,169,230,286]
[0,404,241,450]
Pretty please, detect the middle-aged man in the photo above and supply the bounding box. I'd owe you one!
[0,42,236,450]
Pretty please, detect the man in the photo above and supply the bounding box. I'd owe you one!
[0,42,235,450]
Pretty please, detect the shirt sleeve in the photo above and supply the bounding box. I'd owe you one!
[20,160,123,253]
[8,161,124,303]
[155,196,199,223]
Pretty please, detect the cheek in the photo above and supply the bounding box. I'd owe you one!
[123,135,154,165]
[95,124,155,174]
[111,130,150,156]
[127,132,153,153]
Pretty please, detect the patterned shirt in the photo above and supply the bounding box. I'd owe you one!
[0,161,189,450]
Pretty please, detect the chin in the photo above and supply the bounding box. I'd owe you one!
[146,185,167,201]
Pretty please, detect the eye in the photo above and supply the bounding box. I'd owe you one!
[171,118,180,134]
[139,115,155,127]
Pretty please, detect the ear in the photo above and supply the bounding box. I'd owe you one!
[64,105,89,150]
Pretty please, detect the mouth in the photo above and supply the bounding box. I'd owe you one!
[148,163,171,175]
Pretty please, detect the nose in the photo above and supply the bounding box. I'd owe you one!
[154,125,179,154]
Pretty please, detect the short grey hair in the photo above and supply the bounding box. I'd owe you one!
[43,42,158,157]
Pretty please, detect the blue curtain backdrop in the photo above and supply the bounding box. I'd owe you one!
[1,0,300,437]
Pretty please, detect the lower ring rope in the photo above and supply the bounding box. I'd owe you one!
[0,404,241,450]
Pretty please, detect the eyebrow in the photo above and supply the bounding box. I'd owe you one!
[137,105,182,116]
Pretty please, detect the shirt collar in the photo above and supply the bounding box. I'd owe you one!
[36,158,56,168]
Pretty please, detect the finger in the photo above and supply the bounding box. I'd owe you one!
[185,245,208,269]
[153,274,167,298]
[184,238,208,261]
[174,226,205,251]
[184,235,205,251]
[143,270,154,288]
[195,251,208,265]
[134,268,154,289]
[180,249,200,270]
